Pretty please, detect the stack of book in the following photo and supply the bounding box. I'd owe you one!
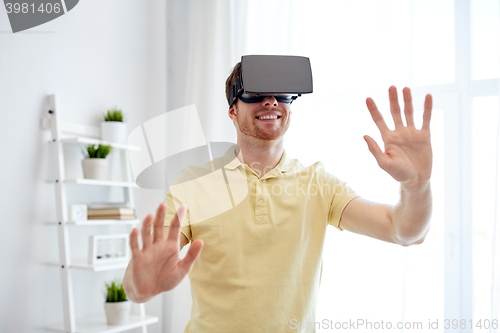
[87,202,136,220]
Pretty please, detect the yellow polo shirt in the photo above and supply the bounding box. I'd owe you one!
[164,145,359,333]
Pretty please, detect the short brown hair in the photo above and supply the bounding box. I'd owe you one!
[225,62,241,106]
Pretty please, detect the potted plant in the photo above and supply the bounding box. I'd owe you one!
[101,107,127,144]
[103,280,131,325]
[81,144,112,180]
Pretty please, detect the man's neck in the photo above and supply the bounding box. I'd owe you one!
[235,138,284,178]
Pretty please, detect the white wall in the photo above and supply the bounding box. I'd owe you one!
[0,1,167,332]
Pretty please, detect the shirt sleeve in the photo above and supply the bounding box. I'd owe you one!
[163,189,192,243]
[318,168,360,231]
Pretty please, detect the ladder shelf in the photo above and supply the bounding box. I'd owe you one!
[43,94,156,333]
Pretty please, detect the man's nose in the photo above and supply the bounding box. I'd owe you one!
[261,96,278,107]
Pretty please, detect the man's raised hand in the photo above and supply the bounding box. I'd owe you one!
[364,86,433,186]
[127,203,204,301]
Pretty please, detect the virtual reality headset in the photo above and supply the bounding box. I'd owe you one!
[229,55,313,106]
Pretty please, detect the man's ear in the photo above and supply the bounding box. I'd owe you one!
[228,104,237,120]
[229,105,238,128]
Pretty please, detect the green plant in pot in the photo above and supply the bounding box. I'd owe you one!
[81,144,112,180]
[101,107,128,144]
[103,280,131,325]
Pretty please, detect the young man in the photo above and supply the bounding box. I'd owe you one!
[123,60,433,333]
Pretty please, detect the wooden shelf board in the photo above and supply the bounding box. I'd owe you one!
[43,314,158,333]
[57,137,141,151]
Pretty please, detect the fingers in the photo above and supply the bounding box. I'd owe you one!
[166,204,187,245]
[152,203,166,243]
[141,214,153,250]
[422,94,433,131]
[129,228,140,259]
[366,97,389,134]
[364,135,385,166]
[179,239,204,275]
[402,87,415,128]
[388,86,404,127]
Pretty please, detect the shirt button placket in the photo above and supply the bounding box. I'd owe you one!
[255,179,268,224]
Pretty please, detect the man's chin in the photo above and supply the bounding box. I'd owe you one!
[238,124,289,142]
[254,131,286,141]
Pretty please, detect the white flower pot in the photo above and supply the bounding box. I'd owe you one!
[101,121,127,144]
[104,300,131,325]
[82,158,108,180]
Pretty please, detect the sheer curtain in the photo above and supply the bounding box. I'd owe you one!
[493,66,500,330]
[471,0,500,330]
[491,1,500,320]
[493,100,500,330]
[166,0,246,144]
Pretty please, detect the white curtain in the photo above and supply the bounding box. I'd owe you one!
[166,0,248,144]
[493,73,500,329]
[487,1,500,328]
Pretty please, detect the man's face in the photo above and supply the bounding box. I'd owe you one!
[229,96,292,141]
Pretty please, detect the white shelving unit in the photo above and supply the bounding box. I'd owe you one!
[43,95,158,333]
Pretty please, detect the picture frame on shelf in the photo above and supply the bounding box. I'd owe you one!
[88,234,130,265]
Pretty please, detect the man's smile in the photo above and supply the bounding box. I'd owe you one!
[255,111,283,121]
[256,115,281,121]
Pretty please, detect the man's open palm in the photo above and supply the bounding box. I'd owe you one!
[129,203,204,298]
[364,86,433,185]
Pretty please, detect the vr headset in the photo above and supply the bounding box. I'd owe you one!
[229,55,313,106]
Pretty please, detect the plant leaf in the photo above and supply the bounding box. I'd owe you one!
[104,279,127,302]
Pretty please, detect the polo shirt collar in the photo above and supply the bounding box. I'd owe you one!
[223,145,296,173]
[223,146,242,170]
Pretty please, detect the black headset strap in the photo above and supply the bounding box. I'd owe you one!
[230,75,243,106]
